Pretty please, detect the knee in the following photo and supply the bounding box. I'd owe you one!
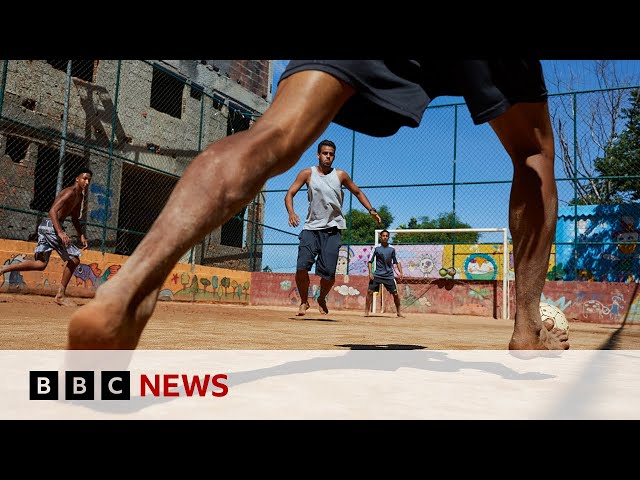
[68,258,80,268]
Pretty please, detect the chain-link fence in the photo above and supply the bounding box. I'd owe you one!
[1,60,639,282]
[0,59,263,271]
[258,87,640,283]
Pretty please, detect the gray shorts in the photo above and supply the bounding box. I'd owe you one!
[34,218,82,262]
[296,227,342,280]
[280,60,548,137]
[368,276,398,294]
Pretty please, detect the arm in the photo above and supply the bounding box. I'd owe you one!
[368,247,375,280]
[284,169,310,227]
[339,170,381,225]
[70,201,88,250]
[393,250,403,280]
[48,189,74,247]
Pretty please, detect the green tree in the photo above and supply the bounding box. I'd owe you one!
[549,61,640,205]
[200,277,211,293]
[343,205,393,244]
[593,89,640,203]
[189,276,199,301]
[393,212,479,244]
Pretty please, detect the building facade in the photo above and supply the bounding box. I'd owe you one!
[0,59,272,271]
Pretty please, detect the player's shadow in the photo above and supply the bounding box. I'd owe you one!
[60,349,555,415]
[336,344,426,350]
[290,316,339,322]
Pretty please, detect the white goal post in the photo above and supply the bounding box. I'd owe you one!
[372,228,510,320]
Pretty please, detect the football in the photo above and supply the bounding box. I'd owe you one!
[539,302,569,331]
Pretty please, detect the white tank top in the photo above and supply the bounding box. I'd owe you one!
[303,166,346,230]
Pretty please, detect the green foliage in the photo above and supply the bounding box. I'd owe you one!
[392,212,479,244]
[546,263,565,281]
[343,205,393,244]
[593,89,640,203]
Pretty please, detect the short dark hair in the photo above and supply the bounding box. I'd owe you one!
[78,167,93,177]
[381,229,390,235]
[317,139,336,153]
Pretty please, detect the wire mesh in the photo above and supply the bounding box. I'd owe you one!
[1,60,638,283]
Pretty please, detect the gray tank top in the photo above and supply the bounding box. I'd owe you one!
[303,166,346,230]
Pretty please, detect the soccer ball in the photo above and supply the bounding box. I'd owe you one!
[539,302,569,331]
[439,268,448,277]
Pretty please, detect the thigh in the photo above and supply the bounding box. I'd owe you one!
[296,230,319,271]
[262,70,356,164]
[489,101,554,165]
[33,250,51,264]
[368,278,382,291]
[383,278,398,294]
[317,229,342,275]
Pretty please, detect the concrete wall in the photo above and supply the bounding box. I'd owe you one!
[3,238,638,325]
[1,238,251,305]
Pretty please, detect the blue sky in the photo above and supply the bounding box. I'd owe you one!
[257,60,640,272]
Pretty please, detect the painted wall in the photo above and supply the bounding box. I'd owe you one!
[0,239,250,304]
[2,239,638,325]
[249,272,505,318]
[555,204,640,282]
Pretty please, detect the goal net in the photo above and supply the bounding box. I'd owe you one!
[370,228,511,320]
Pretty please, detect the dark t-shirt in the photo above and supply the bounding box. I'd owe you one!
[368,245,398,280]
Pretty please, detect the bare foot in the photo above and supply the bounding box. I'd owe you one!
[55,296,76,307]
[509,316,570,351]
[317,296,329,315]
[364,312,370,317]
[397,312,405,318]
[67,281,159,349]
[297,302,310,316]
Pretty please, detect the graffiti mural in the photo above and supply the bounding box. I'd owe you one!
[556,204,640,282]
[164,272,251,302]
[73,262,121,288]
[1,254,27,290]
[88,183,112,223]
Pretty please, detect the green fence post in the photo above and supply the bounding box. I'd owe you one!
[452,104,458,267]
[189,89,206,266]
[345,129,356,276]
[572,92,578,281]
[250,197,257,271]
[0,60,8,118]
[102,60,122,254]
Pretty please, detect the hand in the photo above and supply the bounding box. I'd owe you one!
[288,213,300,227]
[59,232,70,246]
[371,211,382,225]
[80,234,88,250]
[369,273,374,280]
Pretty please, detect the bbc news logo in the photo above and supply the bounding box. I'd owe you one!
[29,371,229,400]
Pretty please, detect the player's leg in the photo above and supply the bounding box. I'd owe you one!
[295,270,311,316]
[384,279,404,317]
[55,256,80,306]
[0,251,49,275]
[315,229,341,315]
[68,70,356,349]
[364,289,374,316]
[295,230,318,316]
[489,101,569,350]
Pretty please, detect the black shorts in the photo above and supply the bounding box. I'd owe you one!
[280,60,548,137]
[296,227,342,280]
[368,277,398,294]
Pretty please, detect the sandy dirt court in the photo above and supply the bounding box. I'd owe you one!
[1,292,639,350]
